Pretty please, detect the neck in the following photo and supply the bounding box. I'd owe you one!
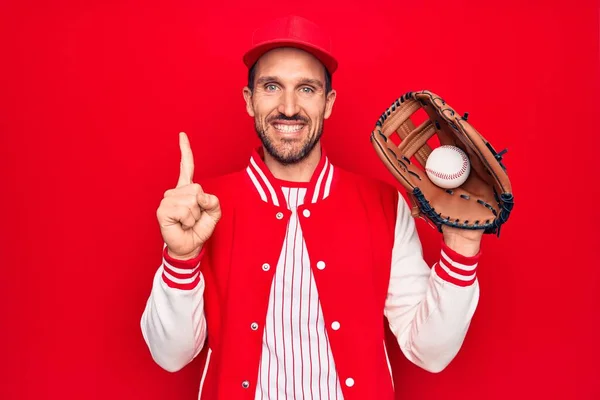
[263,143,322,183]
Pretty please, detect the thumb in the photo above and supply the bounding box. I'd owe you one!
[198,192,222,219]
[177,131,195,188]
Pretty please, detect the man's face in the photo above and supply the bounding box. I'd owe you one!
[243,47,336,165]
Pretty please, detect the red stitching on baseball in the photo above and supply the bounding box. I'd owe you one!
[426,146,468,180]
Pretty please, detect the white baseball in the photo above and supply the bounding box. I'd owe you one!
[425,145,470,189]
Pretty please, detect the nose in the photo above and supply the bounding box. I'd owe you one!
[277,91,300,117]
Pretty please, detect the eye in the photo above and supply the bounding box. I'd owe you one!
[300,87,314,93]
[265,84,279,91]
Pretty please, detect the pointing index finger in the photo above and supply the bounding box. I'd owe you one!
[177,131,195,188]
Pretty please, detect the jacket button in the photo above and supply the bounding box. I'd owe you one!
[262,263,270,271]
[242,380,250,389]
[316,261,326,270]
[331,321,341,330]
[251,322,259,330]
[276,212,284,219]
[345,377,355,387]
[302,209,311,218]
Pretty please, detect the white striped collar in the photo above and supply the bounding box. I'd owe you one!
[245,147,336,206]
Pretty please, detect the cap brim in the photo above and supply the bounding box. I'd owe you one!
[243,39,338,75]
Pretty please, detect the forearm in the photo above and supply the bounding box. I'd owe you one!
[391,258,479,373]
[385,235,480,373]
[140,247,207,372]
[385,194,482,372]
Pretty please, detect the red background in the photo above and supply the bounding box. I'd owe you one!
[1,0,599,398]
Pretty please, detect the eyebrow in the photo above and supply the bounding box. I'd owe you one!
[256,76,324,89]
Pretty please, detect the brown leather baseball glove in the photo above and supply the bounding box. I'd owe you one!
[370,90,514,236]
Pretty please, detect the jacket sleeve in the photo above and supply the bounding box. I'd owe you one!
[384,194,480,373]
[140,244,208,372]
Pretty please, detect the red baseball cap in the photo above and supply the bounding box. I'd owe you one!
[243,15,338,75]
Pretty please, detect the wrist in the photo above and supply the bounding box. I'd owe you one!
[442,233,481,258]
[167,246,203,261]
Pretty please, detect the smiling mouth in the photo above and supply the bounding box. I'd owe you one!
[272,123,305,133]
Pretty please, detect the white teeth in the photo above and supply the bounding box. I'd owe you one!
[274,124,303,133]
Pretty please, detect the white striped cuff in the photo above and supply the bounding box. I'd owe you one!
[434,242,480,287]
[161,246,203,290]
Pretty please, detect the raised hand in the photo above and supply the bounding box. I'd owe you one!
[156,132,221,260]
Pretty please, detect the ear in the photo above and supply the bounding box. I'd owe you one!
[242,86,255,117]
[323,89,337,119]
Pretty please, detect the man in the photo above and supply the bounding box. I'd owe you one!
[141,15,482,399]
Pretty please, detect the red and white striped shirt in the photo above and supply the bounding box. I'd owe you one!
[245,153,343,398]
[255,184,344,399]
